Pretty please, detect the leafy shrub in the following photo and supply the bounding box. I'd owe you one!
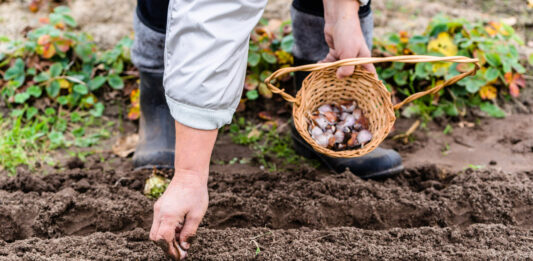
[374,15,526,120]
[0,6,135,173]
[245,19,294,102]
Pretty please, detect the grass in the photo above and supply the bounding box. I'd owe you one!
[0,108,112,175]
[226,117,319,171]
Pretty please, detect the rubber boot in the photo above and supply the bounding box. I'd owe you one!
[292,57,404,179]
[132,71,175,169]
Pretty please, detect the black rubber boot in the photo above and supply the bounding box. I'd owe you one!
[132,71,175,169]
[291,57,404,179]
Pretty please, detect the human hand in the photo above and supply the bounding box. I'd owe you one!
[321,0,376,78]
[150,170,209,260]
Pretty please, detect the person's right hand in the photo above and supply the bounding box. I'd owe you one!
[150,169,209,260]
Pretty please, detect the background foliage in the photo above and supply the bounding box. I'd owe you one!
[374,15,527,121]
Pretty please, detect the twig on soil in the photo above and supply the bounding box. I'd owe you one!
[392,120,420,144]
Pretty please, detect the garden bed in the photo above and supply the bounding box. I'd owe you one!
[0,135,532,260]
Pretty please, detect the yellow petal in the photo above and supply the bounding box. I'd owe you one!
[479,85,497,100]
[427,32,457,56]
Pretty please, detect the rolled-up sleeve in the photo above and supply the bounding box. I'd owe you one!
[163,0,267,130]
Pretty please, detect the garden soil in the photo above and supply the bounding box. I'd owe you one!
[1,123,533,260]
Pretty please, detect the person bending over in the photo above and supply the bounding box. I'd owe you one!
[130,0,402,259]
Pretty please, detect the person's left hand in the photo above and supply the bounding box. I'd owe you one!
[321,0,376,79]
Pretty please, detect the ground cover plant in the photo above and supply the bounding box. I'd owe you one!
[0,7,136,173]
[374,15,528,121]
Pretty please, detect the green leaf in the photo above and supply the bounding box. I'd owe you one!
[49,63,63,77]
[107,74,124,89]
[429,23,447,37]
[70,112,81,122]
[246,89,259,100]
[75,43,95,63]
[72,127,85,138]
[248,51,260,67]
[45,108,56,116]
[443,103,458,117]
[259,70,272,82]
[27,68,36,75]
[529,54,533,66]
[57,96,69,105]
[26,107,38,120]
[484,53,501,67]
[12,74,25,88]
[48,131,65,148]
[73,84,88,95]
[27,85,42,97]
[393,71,408,86]
[62,15,77,27]
[54,118,67,132]
[113,60,124,74]
[14,92,30,103]
[511,61,525,74]
[88,76,107,91]
[409,35,428,44]
[54,6,71,14]
[388,34,400,44]
[4,58,24,80]
[46,80,61,98]
[415,63,430,79]
[380,67,395,79]
[90,102,105,117]
[484,67,499,82]
[480,102,505,118]
[10,109,25,117]
[34,72,50,83]
[281,35,294,53]
[261,52,277,64]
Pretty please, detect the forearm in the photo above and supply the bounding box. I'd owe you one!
[172,121,217,187]
[323,0,360,23]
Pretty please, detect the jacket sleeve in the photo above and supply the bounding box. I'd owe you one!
[163,0,267,130]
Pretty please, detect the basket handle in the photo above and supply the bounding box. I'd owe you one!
[264,55,480,109]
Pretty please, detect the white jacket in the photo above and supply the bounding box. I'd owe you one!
[163,0,268,130]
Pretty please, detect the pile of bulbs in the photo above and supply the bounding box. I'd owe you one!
[308,100,372,150]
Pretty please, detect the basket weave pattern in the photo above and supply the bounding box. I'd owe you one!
[266,55,479,158]
[295,67,395,157]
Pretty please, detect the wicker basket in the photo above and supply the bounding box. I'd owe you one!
[265,55,480,158]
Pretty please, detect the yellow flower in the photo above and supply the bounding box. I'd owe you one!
[427,32,458,56]
[399,31,409,43]
[479,85,497,100]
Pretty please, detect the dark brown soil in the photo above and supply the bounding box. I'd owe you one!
[1,148,532,260]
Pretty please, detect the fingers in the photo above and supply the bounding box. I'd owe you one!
[179,214,203,251]
[362,63,378,77]
[320,50,337,63]
[157,219,181,260]
[337,65,355,79]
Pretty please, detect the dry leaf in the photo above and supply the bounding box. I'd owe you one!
[479,85,497,100]
[112,134,139,158]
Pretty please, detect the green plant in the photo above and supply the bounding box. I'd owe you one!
[227,117,318,171]
[374,15,526,121]
[0,6,134,173]
[144,174,169,199]
[244,19,294,102]
[0,107,111,174]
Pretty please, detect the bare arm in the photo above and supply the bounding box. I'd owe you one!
[150,121,217,259]
[322,0,376,78]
